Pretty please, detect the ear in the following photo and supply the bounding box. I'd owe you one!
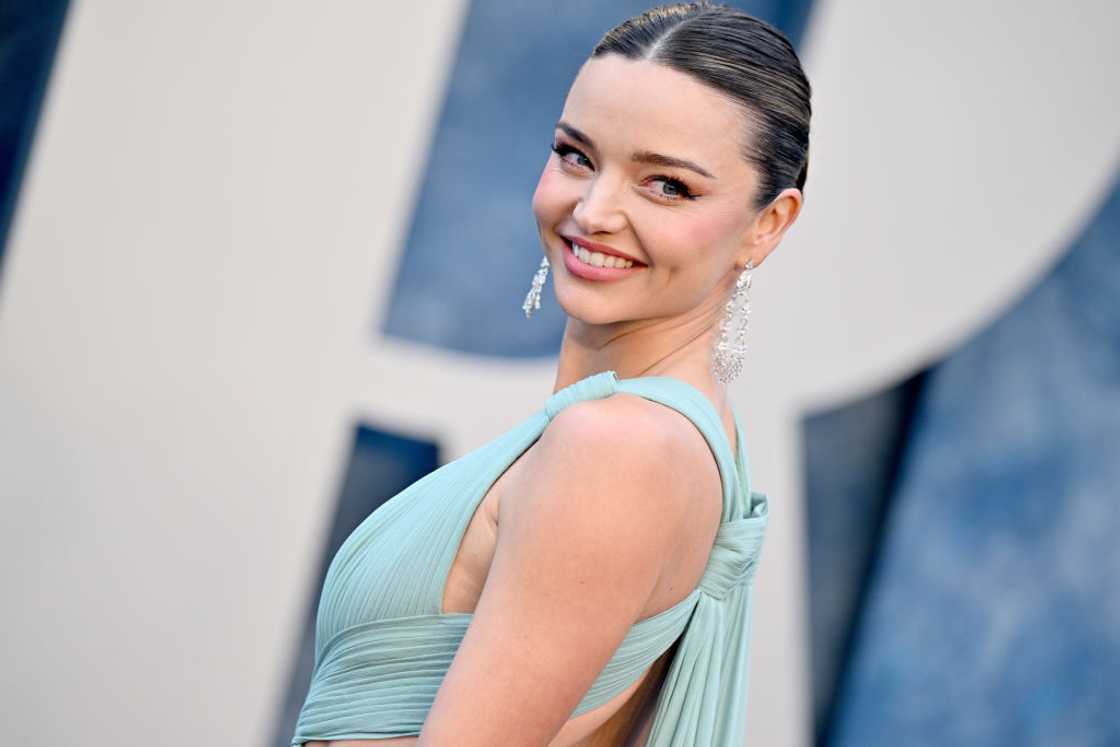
[737,187,803,269]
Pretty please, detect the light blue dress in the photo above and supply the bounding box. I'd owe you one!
[292,370,769,745]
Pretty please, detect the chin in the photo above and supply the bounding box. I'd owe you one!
[552,284,629,326]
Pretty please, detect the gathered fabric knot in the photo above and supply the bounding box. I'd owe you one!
[698,491,769,600]
[544,370,619,421]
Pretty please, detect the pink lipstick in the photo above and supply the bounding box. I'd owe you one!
[559,236,646,282]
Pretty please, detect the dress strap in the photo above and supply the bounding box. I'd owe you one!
[543,369,619,420]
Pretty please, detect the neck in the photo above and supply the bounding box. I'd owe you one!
[551,278,734,402]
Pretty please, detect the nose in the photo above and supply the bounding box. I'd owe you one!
[572,174,627,236]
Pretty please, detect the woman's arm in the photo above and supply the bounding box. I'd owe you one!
[418,395,697,746]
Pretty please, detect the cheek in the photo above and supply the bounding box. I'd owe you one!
[531,163,576,225]
[642,213,730,267]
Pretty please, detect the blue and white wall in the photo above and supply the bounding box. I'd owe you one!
[0,2,1116,745]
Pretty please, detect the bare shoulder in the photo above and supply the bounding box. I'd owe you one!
[505,391,720,546]
[503,390,724,609]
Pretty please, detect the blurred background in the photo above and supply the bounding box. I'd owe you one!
[1,1,1117,745]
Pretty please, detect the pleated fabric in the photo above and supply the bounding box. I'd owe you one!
[291,370,769,745]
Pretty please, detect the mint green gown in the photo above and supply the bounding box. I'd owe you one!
[292,369,769,745]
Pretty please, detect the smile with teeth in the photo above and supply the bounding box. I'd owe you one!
[567,240,636,269]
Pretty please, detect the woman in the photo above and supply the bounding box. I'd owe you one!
[294,2,809,745]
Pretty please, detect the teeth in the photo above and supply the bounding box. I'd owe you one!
[569,241,634,269]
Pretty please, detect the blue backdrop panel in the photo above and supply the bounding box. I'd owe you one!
[802,369,928,741]
[828,169,1120,746]
[380,0,815,358]
[274,423,441,746]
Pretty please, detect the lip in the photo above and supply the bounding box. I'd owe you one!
[559,236,647,282]
[563,235,646,266]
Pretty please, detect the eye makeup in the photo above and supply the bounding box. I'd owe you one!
[550,139,700,202]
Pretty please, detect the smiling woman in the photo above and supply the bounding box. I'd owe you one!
[291,3,809,746]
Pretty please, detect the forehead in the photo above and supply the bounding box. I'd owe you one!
[561,54,748,171]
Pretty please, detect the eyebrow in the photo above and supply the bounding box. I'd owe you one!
[555,120,716,180]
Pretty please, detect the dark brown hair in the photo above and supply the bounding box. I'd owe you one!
[592,1,812,212]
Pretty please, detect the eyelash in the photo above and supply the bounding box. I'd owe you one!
[549,141,698,202]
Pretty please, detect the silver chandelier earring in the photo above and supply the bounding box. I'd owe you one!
[712,258,754,383]
[521,255,550,319]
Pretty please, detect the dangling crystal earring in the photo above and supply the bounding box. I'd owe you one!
[712,258,754,383]
[521,255,550,319]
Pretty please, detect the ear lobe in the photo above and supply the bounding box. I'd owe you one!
[735,229,760,271]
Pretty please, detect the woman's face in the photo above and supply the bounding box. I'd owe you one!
[531,54,763,327]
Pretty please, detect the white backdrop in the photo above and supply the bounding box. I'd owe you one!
[1,1,1116,744]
